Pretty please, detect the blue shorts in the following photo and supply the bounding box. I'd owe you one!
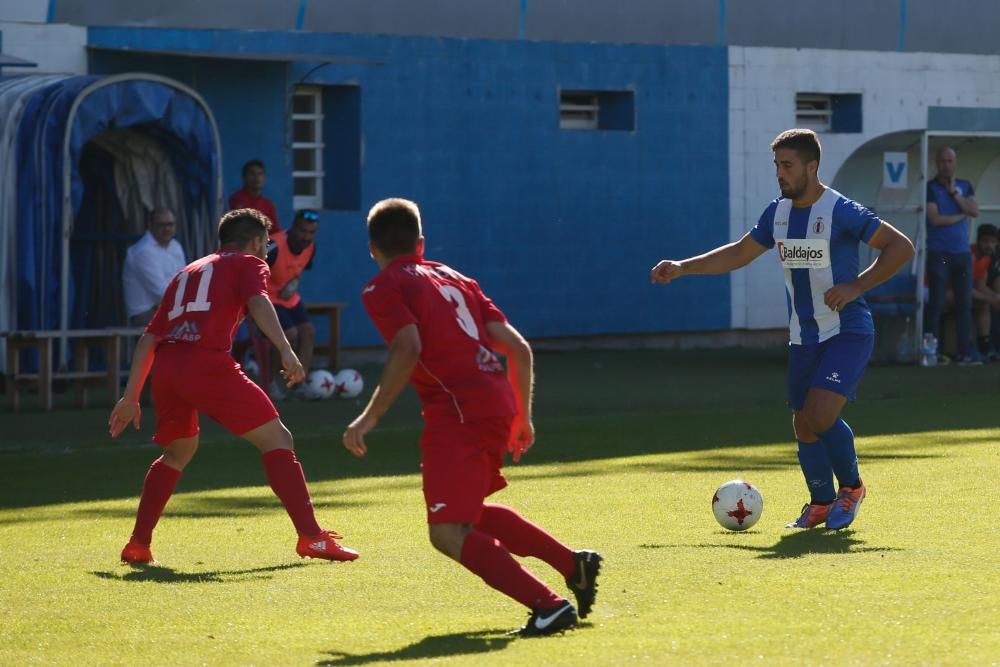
[275,301,311,331]
[787,332,874,411]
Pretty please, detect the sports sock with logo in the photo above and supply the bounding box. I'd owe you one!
[475,503,575,579]
[818,418,861,489]
[459,529,563,610]
[797,441,836,504]
[131,456,182,545]
[261,448,323,537]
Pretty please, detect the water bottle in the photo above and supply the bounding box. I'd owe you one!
[920,333,938,367]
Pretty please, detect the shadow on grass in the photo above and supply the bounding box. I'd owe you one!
[0,491,372,526]
[317,629,520,665]
[741,529,901,559]
[72,494,369,519]
[641,529,900,560]
[91,561,309,584]
[3,349,997,510]
[517,448,945,483]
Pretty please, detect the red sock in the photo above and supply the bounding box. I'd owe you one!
[131,457,182,546]
[475,503,575,579]
[459,529,563,610]
[261,448,322,537]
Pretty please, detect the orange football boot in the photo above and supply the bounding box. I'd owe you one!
[785,502,831,529]
[826,483,866,530]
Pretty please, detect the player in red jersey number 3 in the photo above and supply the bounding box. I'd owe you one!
[343,198,600,636]
[110,208,357,564]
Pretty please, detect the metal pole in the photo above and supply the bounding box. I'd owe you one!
[914,130,928,363]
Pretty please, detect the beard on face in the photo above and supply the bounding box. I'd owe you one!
[779,178,806,200]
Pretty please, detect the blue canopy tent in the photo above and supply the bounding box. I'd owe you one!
[0,73,222,369]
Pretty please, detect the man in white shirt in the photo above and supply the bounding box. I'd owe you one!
[123,207,187,325]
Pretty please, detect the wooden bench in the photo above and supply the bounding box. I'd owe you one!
[2,328,144,411]
[305,301,346,369]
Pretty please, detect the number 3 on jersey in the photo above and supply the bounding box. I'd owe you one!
[438,285,479,339]
[167,264,214,320]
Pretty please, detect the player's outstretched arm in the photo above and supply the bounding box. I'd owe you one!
[343,324,421,458]
[824,221,915,311]
[109,333,158,438]
[485,320,535,462]
[247,295,304,387]
[650,233,768,284]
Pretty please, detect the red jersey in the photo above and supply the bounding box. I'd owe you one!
[146,247,270,352]
[229,190,281,231]
[362,254,517,423]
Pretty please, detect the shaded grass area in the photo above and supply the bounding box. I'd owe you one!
[1,348,998,509]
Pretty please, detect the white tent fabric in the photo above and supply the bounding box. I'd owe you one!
[93,129,187,240]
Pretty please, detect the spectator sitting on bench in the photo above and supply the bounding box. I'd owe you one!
[255,210,320,399]
[123,207,186,326]
[972,223,1000,360]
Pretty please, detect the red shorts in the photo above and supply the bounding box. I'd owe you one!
[150,343,278,445]
[420,415,513,525]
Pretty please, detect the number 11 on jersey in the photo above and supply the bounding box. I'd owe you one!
[167,264,214,320]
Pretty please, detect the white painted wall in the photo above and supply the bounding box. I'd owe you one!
[728,46,1000,331]
[0,21,86,74]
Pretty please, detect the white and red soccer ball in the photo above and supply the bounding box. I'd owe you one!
[299,368,364,400]
[302,369,337,399]
[333,368,364,399]
[712,480,764,531]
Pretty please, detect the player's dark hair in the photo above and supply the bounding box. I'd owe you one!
[367,198,422,257]
[219,208,271,247]
[771,129,822,165]
[241,159,265,177]
[977,223,998,241]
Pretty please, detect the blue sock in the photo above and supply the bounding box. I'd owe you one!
[819,418,861,489]
[797,441,836,504]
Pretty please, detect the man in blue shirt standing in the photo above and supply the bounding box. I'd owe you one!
[650,129,914,530]
[925,146,981,364]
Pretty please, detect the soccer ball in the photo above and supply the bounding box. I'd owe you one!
[712,480,763,531]
[301,369,337,400]
[333,368,364,399]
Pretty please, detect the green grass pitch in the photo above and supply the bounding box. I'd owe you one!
[1,348,998,665]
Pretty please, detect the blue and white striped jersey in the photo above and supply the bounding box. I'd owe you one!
[749,188,883,345]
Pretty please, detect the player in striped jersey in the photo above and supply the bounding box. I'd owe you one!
[650,129,914,530]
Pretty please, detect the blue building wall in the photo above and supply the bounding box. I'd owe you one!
[89,28,730,347]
